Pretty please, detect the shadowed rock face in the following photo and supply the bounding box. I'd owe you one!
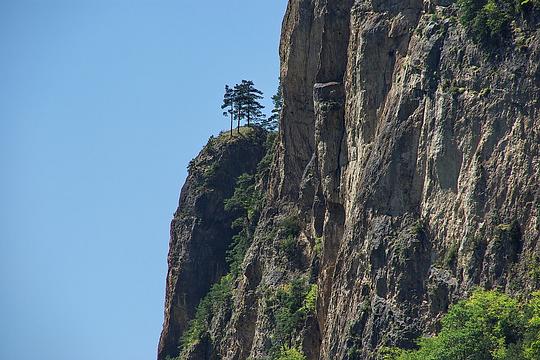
[159,1,540,359]
[157,128,267,360]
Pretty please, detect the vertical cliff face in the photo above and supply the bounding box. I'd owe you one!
[158,128,267,360]
[159,1,540,359]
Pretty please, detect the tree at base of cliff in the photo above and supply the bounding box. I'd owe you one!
[274,346,307,360]
[383,290,540,360]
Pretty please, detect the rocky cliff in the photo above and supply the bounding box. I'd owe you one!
[158,128,268,360]
[159,1,540,359]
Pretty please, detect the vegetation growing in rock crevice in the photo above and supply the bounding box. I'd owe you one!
[278,215,303,263]
[224,173,263,276]
[264,278,317,359]
[179,275,233,352]
[274,346,307,360]
[457,0,539,45]
[383,290,540,360]
[256,132,278,185]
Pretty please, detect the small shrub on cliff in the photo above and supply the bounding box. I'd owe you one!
[224,173,263,276]
[256,132,278,182]
[274,346,307,360]
[180,274,233,352]
[386,290,540,360]
[457,0,537,45]
[274,279,309,344]
[224,173,262,220]
[279,215,302,238]
[314,236,324,257]
[266,278,316,354]
[280,235,300,262]
[442,243,459,269]
[277,215,303,263]
[302,284,318,314]
[457,0,516,43]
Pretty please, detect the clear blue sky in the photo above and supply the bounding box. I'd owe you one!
[0,1,287,359]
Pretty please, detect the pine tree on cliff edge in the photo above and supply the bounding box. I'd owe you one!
[234,80,265,128]
[221,85,235,136]
[258,81,281,131]
[221,80,266,135]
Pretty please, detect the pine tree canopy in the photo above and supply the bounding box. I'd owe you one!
[233,80,266,127]
[221,85,235,118]
[264,82,282,131]
[220,80,280,132]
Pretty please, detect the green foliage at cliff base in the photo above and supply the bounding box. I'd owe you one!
[383,290,540,360]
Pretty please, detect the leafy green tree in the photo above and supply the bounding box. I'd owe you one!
[221,85,235,136]
[385,290,540,360]
[524,292,540,359]
[274,346,307,360]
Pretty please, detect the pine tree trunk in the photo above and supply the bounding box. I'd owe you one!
[230,113,233,137]
[237,108,241,133]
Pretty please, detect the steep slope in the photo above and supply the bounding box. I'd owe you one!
[158,128,268,360]
[159,1,540,359]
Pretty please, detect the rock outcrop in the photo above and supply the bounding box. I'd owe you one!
[158,128,268,360]
[159,1,540,359]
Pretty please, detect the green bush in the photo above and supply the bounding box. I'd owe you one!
[386,290,540,360]
[280,216,302,238]
[224,173,262,220]
[302,284,318,314]
[525,293,540,359]
[274,346,307,360]
[256,131,278,180]
[314,236,324,257]
[266,278,317,353]
[179,275,233,353]
[442,243,459,269]
[280,235,300,262]
[224,173,264,276]
[277,216,303,263]
[274,279,309,345]
[457,0,521,43]
[227,228,250,277]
